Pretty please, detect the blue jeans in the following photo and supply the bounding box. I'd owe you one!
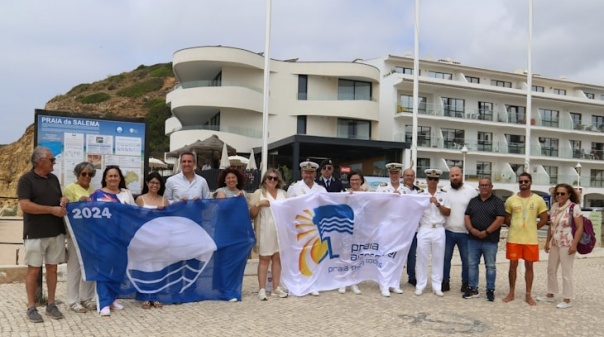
[467,239,498,291]
[443,230,468,285]
[407,233,417,281]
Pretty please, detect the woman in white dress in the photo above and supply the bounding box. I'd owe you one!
[338,171,364,295]
[135,172,169,309]
[249,168,289,300]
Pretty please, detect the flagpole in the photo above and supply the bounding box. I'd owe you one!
[524,0,533,173]
[261,0,272,176]
[411,0,419,172]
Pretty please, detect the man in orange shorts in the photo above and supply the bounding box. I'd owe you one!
[503,172,548,305]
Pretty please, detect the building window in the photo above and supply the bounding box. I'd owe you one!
[491,80,512,88]
[297,116,307,134]
[466,76,480,84]
[337,118,371,140]
[205,112,220,128]
[591,115,604,131]
[571,140,583,159]
[570,112,582,129]
[394,66,413,75]
[532,85,544,92]
[591,169,604,187]
[543,166,558,184]
[211,71,222,86]
[442,97,465,118]
[506,134,525,154]
[338,79,371,101]
[298,75,308,100]
[478,102,493,121]
[541,137,559,157]
[507,105,526,124]
[399,95,426,113]
[553,88,566,95]
[477,132,493,152]
[540,109,559,128]
[442,128,465,149]
[405,125,431,147]
[585,92,595,99]
[476,161,491,178]
[417,158,431,178]
[426,71,452,80]
[591,142,604,160]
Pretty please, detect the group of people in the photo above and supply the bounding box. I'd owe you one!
[17,146,586,323]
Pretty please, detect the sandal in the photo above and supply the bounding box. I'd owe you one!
[70,302,88,313]
[141,301,151,309]
[81,300,97,311]
[152,301,162,308]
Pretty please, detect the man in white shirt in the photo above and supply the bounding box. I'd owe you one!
[416,169,450,297]
[287,160,327,198]
[442,166,478,293]
[287,159,326,296]
[165,152,211,203]
[375,163,407,194]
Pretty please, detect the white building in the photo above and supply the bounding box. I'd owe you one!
[166,46,604,206]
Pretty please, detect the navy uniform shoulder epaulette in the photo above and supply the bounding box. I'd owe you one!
[440,188,447,192]
[418,188,424,193]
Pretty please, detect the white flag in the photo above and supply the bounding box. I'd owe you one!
[271,192,429,296]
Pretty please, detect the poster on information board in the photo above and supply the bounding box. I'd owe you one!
[34,109,148,194]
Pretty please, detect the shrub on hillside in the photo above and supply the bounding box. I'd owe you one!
[117,78,164,98]
[77,92,111,104]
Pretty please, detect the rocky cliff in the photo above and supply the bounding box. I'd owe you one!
[0,63,175,212]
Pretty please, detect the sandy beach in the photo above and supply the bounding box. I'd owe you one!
[0,218,24,265]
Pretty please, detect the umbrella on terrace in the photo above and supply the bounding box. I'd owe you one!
[166,135,236,159]
[148,157,167,169]
[246,149,257,170]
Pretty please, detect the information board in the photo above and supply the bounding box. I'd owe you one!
[34,109,148,194]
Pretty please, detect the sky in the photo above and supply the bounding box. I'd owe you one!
[1,0,603,144]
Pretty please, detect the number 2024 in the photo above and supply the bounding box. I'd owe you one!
[72,207,112,219]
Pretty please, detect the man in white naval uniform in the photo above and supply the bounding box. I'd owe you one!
[415,169,451,297]
[286,159,326,296]
[374,163,414,297]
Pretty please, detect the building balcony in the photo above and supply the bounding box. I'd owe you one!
[295,95,379,121]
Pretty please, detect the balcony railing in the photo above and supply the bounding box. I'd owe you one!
[172,124,262,138]
[172,80,263,93]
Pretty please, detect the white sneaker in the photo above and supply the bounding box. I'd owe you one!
[271,287,288,298]
[258,288,268,301]
[99,306,111,316]
[380,286,390,297]
[556,301,572,309]
[433,290,444,297]
[338,287,346,294]
[415,288,423,296]
[111,300,124,311]
[351,285,362,295]
[391,287,403,294]
[310,291,320,296]
[536,296,555,302]
[228,298,238,302]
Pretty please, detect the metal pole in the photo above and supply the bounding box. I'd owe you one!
[261,0,272,176]
[524,0,533,173]
[411,0,420,172]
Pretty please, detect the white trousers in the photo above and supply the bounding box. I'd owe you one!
[546,245,576,299]
[66,236,96,306]
[415,226,445,291]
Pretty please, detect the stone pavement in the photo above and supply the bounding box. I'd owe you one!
[1,248,603,337]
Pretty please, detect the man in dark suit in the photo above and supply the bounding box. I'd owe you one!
[316,159,343,192]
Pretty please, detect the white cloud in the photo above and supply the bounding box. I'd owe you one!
[1,0,603,143]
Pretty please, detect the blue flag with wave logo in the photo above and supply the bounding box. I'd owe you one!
[65,197,255,304]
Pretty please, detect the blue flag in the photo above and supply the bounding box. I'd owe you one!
[65,197,255,303]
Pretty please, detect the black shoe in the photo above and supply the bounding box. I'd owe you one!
[441,282,450,292]
[486,289,495,302]
[463,288,480,299]
[461,283,469,293]
[408,279,417,286]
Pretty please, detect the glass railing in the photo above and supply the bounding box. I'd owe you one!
[172,80,263,93]
[173,124,262,138]
[302,94,377,102]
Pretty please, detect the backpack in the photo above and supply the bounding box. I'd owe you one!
[569,204,597,255]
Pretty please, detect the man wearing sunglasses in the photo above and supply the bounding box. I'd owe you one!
[503,172,548,306]
[17,146,67,323]
[316,159,343,192]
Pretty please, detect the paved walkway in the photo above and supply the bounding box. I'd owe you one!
[1,247,603,337]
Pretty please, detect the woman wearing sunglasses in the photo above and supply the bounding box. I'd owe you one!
[63,161,97,313]
[249,168,289,300]
[537,183,584,309]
